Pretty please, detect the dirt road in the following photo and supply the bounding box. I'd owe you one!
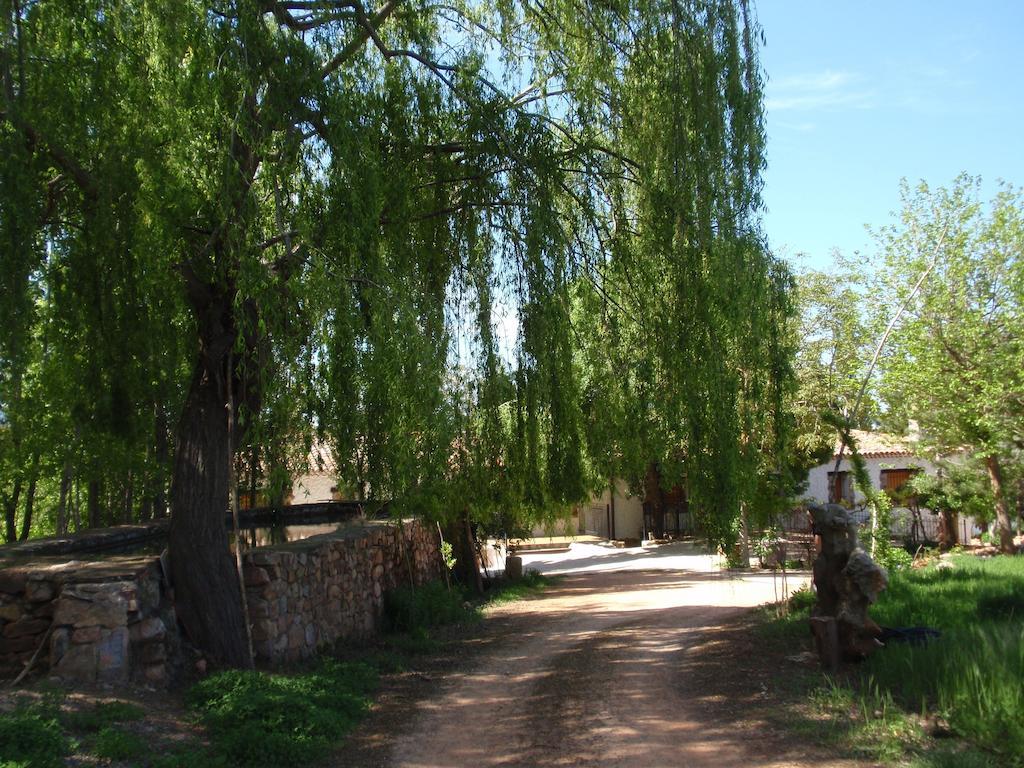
[345,543,861,768]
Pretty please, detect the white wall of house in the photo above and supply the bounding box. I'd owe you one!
[588,479,645,540]
[528,479,645,540]
[289,472,337,505]
[805,455,939,506]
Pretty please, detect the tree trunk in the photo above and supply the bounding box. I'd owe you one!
[19,452,39,541]
[87,478,102,529]
[937,508,959,551]
[447,511,483,594]
[56,458,72,536]
[169,362,250,667]
[985,455,1016,554]
[153,402,169,518]
[123,471,134,524]
[3,477,22,543]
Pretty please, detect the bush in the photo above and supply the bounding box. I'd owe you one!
[0,702,67,768]
[879,546,913,572]
[65,700,145,732]
[384,580,477,633]
[94,726,147,761]
[187,659,377,767]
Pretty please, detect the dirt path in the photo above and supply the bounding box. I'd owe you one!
[343,544,869,768]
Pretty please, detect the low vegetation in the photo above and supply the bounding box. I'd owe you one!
[758,554,1024,767]
[0,572,552,768]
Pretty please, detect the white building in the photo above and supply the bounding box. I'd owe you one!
[805,430,937,507]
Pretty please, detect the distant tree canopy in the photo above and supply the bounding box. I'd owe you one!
[1,0,792,663]
[871,176,1024,553]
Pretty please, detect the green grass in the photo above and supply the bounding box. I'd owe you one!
[186,659,378,768]
[384,580,479,633]
[760,554,1024,766]
[93,726,148,761]
[482,570,551,606]
[0,574,552,768]
[0,700,67,768]
[65,700,145,732]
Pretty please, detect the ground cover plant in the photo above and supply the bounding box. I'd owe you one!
[757,554,1024,766]
[0,572,554,767]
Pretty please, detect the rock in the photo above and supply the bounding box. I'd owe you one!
[96,627,129,682]
[0,569,28,595]
[53,591,127,629]
[195,658,207,675]
[129,617,165,643]
[304,623,317,647]
[71,626,103,644]
[3,617,50,638]
[0,602,22,622]
[138,642,167,664]
[244,567,271,587]
[287,624,305,649]
[0,635,40,653]
[52,643,97,682]
[25,579,55,603]
[50,627,70,663]
[143,663,166,684]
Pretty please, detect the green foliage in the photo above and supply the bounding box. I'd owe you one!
[762,555,1024,766]
[187,659,378,767]
[64,700,145,732]
[907,460,995,525]
[93,726,147,762]
[871,175,1024,550]
[0,701,67,768]
[384,580,478,633]
[483,570,550,606]
[440,540,457,572]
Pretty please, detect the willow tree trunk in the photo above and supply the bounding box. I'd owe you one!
[169,361,250,667]
[985,455,1016,554]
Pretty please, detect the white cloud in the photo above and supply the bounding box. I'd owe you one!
[766,69,874,112]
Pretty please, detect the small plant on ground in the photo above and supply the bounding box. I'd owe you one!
[0,700,68,768]
[187,658,378,767]
[65,700,145,732]
[384,580,478,633]
[761,553,1024,766]
[93,726,148,761]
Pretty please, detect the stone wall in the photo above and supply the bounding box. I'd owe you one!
[0,556,175,686]
[243,519,442,662]
[1,518,443,682]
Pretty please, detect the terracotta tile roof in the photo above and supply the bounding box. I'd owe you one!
[834,430,916,459]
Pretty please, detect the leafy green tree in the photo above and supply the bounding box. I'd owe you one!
[2,0,790,664]
[788,264,878,483]
[873,175,1024,554]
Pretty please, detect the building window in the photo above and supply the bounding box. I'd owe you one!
[827,471,854,504]
[880,468,919,503]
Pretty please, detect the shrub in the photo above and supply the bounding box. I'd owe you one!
[65,700,145,732]
[0,702,67,768]
[384,580,477,633]
[187,659,377,767]
[93,726,147,761]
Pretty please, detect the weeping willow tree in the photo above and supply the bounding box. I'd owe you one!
[2,0,793,665]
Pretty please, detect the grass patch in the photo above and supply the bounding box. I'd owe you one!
[384,580,479,633]
[93,726,148,761]
[0,700,67,768]
[65,700,145,732]
[482,570,551,606]
[186,658,378,767]
[759,554,1024,766]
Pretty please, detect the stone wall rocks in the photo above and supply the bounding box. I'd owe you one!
[243,519,442,663]
[1,518,442,683]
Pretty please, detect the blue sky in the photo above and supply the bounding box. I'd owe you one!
[756,2,1024,271]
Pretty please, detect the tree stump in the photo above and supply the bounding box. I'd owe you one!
[809,504,888,666]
